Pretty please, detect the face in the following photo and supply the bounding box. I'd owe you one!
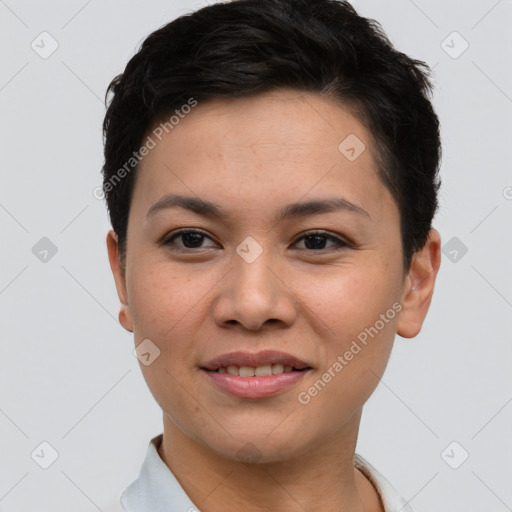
[107,89,440,463]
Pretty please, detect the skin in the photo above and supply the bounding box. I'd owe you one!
[107,88,441,512]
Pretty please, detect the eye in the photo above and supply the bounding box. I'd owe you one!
[161,229,351,252]
[162,229,217,250]
[293,231,351,252]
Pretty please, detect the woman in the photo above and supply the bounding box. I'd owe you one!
[102,1,442,510]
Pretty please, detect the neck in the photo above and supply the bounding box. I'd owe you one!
[157,410,378,512]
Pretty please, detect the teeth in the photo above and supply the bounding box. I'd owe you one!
[254,365,272,376]
[217,364,299,376]
[227,366,238,376]
[239,366,255,377]
[272,364,284,374]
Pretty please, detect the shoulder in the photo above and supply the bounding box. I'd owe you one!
[354,454,421,512]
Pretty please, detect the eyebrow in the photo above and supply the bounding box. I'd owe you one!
[146,194,371,221]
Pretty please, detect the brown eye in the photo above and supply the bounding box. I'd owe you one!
[293,232,351,251]
[161,230,351,253]
[162,230,217,250]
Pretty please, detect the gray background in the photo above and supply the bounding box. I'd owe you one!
[0,0,511,510]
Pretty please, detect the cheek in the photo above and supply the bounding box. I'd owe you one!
[128,261,205,336]
[302,266,398,336]
[301,268,399,394]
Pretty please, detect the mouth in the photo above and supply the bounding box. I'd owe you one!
[201,349,312,375]
[200,350,313,398]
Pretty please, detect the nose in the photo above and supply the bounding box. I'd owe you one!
[212,244,298,332]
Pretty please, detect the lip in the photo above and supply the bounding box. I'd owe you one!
[200,350,312,399]
[202,350,311,371]
[202,368,311,399]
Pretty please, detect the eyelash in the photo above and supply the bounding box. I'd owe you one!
[161,229,352,253]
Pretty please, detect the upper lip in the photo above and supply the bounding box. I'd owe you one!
[202,350,311,370]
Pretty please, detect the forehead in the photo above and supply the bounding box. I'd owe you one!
[132,89,397,226]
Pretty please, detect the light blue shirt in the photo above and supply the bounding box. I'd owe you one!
[119,434,417,512]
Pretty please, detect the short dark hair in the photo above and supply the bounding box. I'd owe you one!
[101,0,442,273]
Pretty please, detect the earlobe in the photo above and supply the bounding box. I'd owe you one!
[396,229,441,339]
[118,305,134,333]
[106,229,134,333]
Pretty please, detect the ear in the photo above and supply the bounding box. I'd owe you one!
[106,229,133,333]
[396,229,441,339]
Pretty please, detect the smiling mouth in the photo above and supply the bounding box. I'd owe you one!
[206,364,312,377]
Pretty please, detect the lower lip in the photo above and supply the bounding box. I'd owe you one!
[202,369,310,399]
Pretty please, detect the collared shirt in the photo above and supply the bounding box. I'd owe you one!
[116,434,417,512]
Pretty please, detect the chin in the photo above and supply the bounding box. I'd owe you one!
[201,428,313,465]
